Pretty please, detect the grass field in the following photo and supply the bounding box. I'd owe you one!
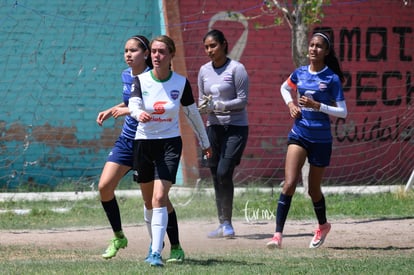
[0,186,413,274]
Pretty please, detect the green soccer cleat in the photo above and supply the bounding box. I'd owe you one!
[102,236,128,259]
[166,245,185,264]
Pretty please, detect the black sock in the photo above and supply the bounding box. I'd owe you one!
[313,195,327,225]
[101,197,123,233]
[167,209,180,247]
[275,193,292,233]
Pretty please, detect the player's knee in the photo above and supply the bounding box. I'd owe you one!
[308,189,322,201]
[152,195,168,208]
[216,165,235,185]
[98,181,111,194]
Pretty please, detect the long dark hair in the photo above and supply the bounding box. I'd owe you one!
[131,35,153,69]
[313,32,344,83]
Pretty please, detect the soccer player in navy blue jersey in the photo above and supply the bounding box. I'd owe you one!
[267,32,348,249]
[96,35,184,261]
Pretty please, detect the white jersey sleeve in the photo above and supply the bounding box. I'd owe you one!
[182,103,210,150]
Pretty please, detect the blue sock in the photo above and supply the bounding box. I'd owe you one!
[313,195,327,225]
[275,193,292,233]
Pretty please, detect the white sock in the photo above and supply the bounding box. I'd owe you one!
[144,206,153,239]
[151,207,168,254]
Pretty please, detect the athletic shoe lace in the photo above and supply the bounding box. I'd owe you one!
[313,229,322,241]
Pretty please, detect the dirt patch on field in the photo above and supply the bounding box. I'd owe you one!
[1,218,413,259]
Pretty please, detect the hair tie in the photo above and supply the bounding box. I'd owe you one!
[132,36,149,51]
[313,32,331,48]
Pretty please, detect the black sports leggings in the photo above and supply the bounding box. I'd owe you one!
[207,125,248,224]
[211,159,236,224]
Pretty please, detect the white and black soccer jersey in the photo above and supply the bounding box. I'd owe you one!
[129,70,195,140]
[287,65,345,143]
[198,58,249,127]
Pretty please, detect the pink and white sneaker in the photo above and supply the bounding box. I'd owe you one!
[266,232,282,249]
[309,222,331,248]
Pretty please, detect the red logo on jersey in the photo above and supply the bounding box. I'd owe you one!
[152,101,167,114]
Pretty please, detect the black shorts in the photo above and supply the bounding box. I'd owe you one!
[205,125,248,167]
[132,137,182,184]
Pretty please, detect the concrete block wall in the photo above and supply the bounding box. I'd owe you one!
[0,0,162,188]
[1,0,413,188]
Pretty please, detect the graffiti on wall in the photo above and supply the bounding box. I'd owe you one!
[208,11,249,61]
[314,26,413,144]
[179,1,413,183]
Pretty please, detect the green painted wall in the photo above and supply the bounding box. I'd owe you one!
[0,0,163,188]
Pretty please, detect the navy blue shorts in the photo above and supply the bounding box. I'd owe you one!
[132,137,182,184]
[106,135,134,167]
[287,132,332,167]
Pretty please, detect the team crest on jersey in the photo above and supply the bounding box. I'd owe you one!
[170,90,179,100]
[223,73,232,82]
[319,82,328,91]
[152,101,167,114]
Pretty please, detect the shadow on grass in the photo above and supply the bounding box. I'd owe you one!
[183,257,264,267]
[237,232,313,240]
[348,216,414,224]
[330,246,414,251]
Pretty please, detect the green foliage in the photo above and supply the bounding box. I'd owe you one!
[231,0,330,30]
[273,16,284,25]
[300,0,330,25]
[263,0,331,26]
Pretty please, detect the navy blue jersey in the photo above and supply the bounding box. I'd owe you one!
[120,67,149,140]
[287,65,344,143]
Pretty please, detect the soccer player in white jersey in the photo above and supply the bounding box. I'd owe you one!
[128,35,212,267]
[96,35,184,262]
[267,32,348,250]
